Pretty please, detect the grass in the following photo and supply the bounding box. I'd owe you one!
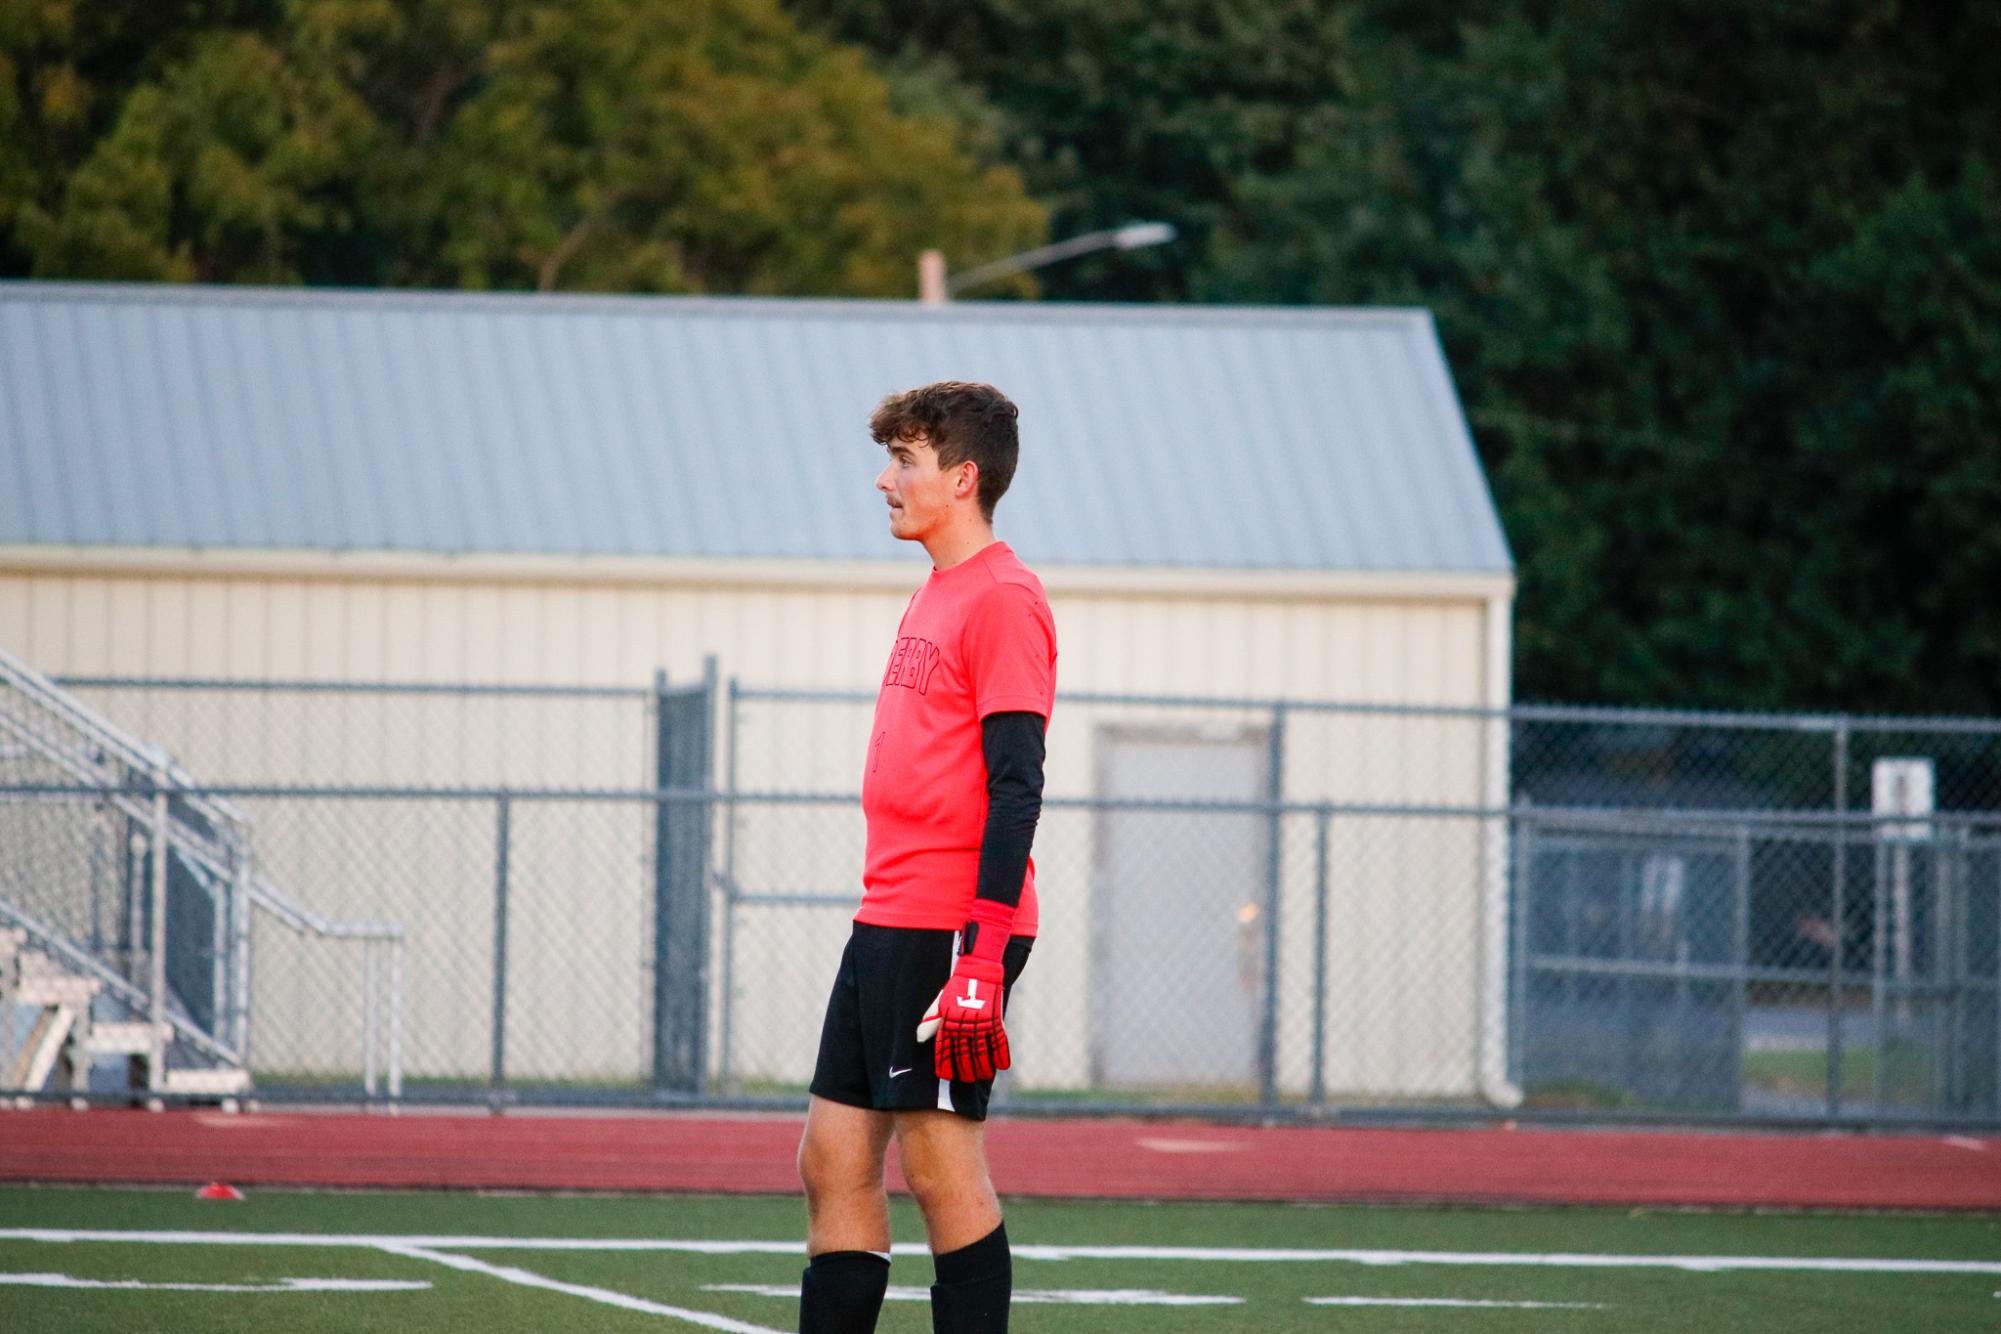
[3,1186,1999,1332]
[1743,1041,1938,1104]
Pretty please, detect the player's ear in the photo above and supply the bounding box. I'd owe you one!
[956,460,979,499]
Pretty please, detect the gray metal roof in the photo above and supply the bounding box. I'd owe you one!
[0,282,1511,574]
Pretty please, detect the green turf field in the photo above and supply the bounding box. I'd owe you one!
[2,1186,1997,1332]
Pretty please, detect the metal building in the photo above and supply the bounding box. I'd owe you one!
[1,281,1516,1103]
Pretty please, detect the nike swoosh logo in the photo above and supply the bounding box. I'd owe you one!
[888,1067,912,1079]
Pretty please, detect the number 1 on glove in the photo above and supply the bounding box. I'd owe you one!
[916,916,1012,1082]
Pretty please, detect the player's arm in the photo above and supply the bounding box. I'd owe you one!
[919,710,1046,1081]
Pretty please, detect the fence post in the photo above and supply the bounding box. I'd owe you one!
[698,655,717,1092]
[1510,812,1535,1096]
[719,674,741,1093]
[1733,829,1752,1111]
[233,842,253,1065]
[1871,836,1888,1114]
[652,663,715,1095]
[1311,805,1330,1106]
[1827,721,1849,1116]
[651,669,672,1092]
[490,792,511,1097]
[362,939,379,1098]
[1937,829,1965,1113]
[388,935,405,1100]
[1258,705,1287,1107]
[148,788,170,1094]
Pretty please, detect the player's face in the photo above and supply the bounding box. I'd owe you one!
[875,434,962,543]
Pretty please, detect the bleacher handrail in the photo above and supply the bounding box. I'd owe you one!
[0,645,248,836]
[1,645,407,1098]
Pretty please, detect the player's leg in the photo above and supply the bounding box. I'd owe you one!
[800,928,896,1333]
[894,1108,1009,1333]
[798,1095,895,1332]
[892,1108,1001,1251]
[800,1094,896,1254]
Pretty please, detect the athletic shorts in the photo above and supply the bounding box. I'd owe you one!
[809,922,1033,1122]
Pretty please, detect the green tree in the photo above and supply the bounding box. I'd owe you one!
[14,29,377,280]
[1203,3,2001,712]
[401,0,1044,294]
[7,0,1045,295]
[787,0,1372,299]
[795,0,2001,713]
[0,1,281,269]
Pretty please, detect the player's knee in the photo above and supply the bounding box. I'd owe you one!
[900,1159,949,1213]
[898,1144,977,1212]
[798,1131,881,1200]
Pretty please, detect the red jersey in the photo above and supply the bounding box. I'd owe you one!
[857,541,1057,934]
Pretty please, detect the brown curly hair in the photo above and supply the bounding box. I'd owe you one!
[869,381,1020,521]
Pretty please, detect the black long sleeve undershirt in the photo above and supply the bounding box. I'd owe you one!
[973,710,1046,922]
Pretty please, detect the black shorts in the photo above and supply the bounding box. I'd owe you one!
[809,922,1033,1122]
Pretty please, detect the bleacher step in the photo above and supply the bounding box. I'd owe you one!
[163,1066,253,1096]
[15,970,100,1008]
[86,1021,166,1056]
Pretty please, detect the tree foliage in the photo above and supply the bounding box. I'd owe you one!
[788,0,1371,300]
[0,0,1044,294]
[796,0,2001,713]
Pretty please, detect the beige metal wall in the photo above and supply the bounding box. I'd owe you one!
[0,550,1512,1100]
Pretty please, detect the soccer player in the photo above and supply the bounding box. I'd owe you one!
[797,381,1056,1334]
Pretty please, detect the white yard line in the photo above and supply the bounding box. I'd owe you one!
[3,1230,1998,1276]
[0,1274,430,1293]
[1007,1245,2001,1275]
[1308,1296,1605,1309]
[378,1243,788,1334]
[0,1229,801,1253]
[705,1283,1242,1306]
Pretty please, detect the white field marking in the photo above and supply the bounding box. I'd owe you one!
[0,1274,430,1293]
[379,1244,786,1334]
[1005,1245,2001,1275]
[0,1229,801,1253]
[1136,1137,1247,1154]
[5,1231,2000,1277]
[1308,1296,1605,1310]
[706,1283,1242,1306]
[1944,1136,1988,1151]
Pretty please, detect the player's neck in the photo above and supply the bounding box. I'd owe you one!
[922,515,998,571]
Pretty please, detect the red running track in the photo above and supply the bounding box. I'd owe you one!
[2,1108,1997,1211]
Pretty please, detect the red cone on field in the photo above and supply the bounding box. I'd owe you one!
[195,1181,245,1201]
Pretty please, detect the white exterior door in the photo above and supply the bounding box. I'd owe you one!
[1090,725,1271,1090]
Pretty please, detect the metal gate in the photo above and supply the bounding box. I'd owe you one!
[1514,817,1749,1111]
[651,664,715,1094]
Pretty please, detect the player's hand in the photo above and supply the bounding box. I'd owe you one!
[918,954,1010,1082]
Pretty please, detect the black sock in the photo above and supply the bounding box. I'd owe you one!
[929,1222,1011,1334]
[800,1250,890,1334]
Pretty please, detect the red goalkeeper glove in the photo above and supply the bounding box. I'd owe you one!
[916,901,1014,1082]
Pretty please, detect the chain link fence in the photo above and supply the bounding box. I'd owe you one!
[3,674,1998,1126]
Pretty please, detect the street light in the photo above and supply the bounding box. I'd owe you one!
[918,221,1177,303]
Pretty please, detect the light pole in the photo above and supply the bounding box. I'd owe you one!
[918,222,1177,304]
